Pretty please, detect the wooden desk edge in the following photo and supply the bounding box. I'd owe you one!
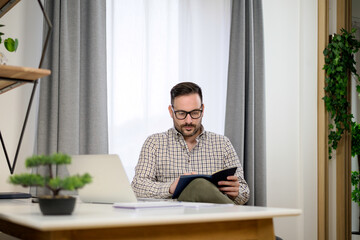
[4,208,302,231]
[0,217,277,240]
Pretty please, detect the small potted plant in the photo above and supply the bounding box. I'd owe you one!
[0,24,18,52]
[0,24,18,64]
[9,153,92,215]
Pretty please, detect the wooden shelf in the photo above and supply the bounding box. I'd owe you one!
[0,0,20,18]
[0,65,51,94]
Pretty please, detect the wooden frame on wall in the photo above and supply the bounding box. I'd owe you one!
[318,0,352,239]
[318,0,329,239]
[335,118,352,239]
[336,1,352,239]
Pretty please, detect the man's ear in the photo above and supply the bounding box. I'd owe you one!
[168,105,174,118]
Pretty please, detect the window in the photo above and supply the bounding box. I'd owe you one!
[106,0,231,180]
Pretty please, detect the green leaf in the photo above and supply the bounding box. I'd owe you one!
[25,155,51,167]
[356,84,360,92]
[47,173,92,193]
[14,38,18,51]
[51,152,72,165]
[47,177,62,190]
[4,38,17,52]
[61,173,92,191]
[336,66,343,72]
[9,173,45,187]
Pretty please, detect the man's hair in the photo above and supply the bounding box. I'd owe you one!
[170,82,203,106]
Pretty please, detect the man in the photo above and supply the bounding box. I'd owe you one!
[131,82,249,205]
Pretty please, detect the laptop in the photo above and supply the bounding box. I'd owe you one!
[68,154,138,204]
[67,154,218,209]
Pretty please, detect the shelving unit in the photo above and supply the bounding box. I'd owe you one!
[0,65,50,94]
[0,0,52,198]
[0,0,20,18]
[0,68,50,200]
[0,65,50,176]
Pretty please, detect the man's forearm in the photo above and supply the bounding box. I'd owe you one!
[131,177,173,199]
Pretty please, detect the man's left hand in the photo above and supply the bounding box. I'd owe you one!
[218,175,239,200]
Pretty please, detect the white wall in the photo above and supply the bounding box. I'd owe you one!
[263,0,318,239]
[0,1,43,192]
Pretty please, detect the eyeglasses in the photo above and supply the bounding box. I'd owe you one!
[171,106,203,120]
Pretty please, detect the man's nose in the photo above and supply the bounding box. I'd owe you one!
[184,113,193,123]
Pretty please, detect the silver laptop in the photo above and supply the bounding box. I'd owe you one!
[68,154,137,204]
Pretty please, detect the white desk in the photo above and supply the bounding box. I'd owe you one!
[0,199,301,240]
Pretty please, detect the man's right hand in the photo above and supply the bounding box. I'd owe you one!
[169,172,198,194]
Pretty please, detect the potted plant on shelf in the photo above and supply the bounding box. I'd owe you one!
[0,24,18,52]
[0,24,18,64]
[9,153,92,215]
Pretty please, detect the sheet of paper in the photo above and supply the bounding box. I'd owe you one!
[113,201,234,209]
[113,201,183,209]
[179,202,234,208]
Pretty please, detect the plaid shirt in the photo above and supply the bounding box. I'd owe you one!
[131,127,250,205]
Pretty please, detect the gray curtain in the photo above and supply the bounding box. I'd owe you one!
[34,0,108,194]
[225,0,266,206]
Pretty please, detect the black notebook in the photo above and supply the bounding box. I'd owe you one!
[0,192,31,199]
[172,167,237,199]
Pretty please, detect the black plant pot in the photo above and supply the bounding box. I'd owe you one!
[38,196,76,215]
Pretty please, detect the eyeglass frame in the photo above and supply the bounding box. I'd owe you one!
[171,105,203,120]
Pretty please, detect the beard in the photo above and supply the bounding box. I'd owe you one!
[175,123,201,138]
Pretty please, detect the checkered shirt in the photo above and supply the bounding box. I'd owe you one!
[131,127,250,205]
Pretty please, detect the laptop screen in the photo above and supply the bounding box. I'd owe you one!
[68,154,137,204]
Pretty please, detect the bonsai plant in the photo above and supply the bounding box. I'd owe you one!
[9,153,92,215]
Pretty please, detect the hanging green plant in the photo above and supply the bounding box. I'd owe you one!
[324,28,360,234]
[0,24,18,52]
[352,123,360,157]
[323,28,360,159]
[351,123,360,208]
